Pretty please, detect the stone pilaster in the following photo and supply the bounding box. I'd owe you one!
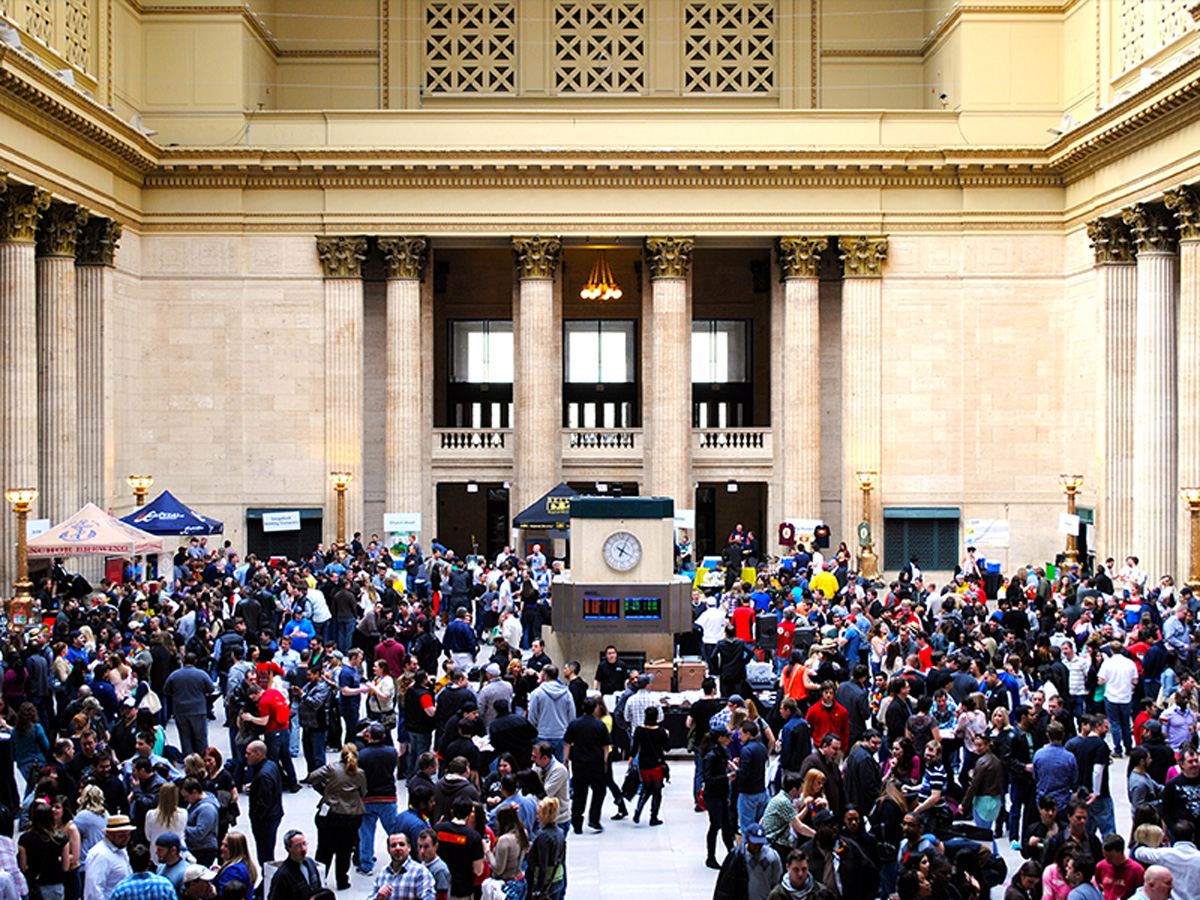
[839,236,887,556]
[0,183,49,586]
[317,236,367,544]
[512,237,563,522]
[1086,217,1137,560]
[36,201,88,526]
[1166,185,1200,574]
[379,236,429,523]
[75,217,121,509]
[644,237,694,508]
[1123,203,1179,580]
[777,236,826,521]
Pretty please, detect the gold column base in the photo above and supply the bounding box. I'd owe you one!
[860,545,879,580]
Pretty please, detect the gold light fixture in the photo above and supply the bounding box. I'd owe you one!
[1181,487,1200,590]
[854,471,879,580]
[329,472,353,550]
[5,487,38,601]
[580,250,622,302]
[127,474,154,506]
[1058,473,1084,565]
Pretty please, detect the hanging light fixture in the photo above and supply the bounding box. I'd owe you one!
[580,250,622,302]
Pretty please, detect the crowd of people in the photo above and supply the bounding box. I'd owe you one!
[0,531,1195,900]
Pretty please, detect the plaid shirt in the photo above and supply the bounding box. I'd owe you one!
[371,859,436,900]
[0,836,27,897]
[109,872,179,900]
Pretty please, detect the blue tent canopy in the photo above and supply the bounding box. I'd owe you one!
[119,490,224,535]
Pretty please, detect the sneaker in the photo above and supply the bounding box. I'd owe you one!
[706,859,721,870]
[650,818,663,826]
[1112,752,1124,759]
[588,823,604,833]
[355,867,373,877]
[1011,840,1021,851]
[573,825,583,835]
[611,810,628,821]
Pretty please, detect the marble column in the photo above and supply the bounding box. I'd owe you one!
[1123,203,1179,580]
[0,181,49,587]
[316,236,368,546]
[776,236,826,521]
[512,237,563,521]
[1086,217,1137,558]
[75,216,122,508]
[1166,185,1200,574]
[644,237,694,507]
[36,202,89,525]
[379,236,429,522]
[839,236,888,553]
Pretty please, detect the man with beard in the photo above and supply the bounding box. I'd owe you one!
[799,810,879,900]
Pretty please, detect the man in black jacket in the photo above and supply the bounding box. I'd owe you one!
[1000,705,1037,848]
[246,740,283,866]
[713,625,753,699]
[835,665,873,746]
[800,810,879,900]
[843,730,882,814]
[267,830,323,900]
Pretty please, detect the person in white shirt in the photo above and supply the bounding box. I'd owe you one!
[696,599,728,667]
[1119,556,1147,593]
[1097,641,1139,758]
[82,817,135,900]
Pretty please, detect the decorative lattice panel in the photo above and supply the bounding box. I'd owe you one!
[425,1,516,94]
[683,0,775,94]
[553,1,645,93]
[0,0,11,20]
[1119,0,1192,72]
[62,0,90,71]
[24,0,53,44]
[1157,0,1192,50]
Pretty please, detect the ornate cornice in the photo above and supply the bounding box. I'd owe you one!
[0,183,51,243]
[36,201,89,257]
[378,236,428,281]
[1122,203,1178,254]
[512,237,562,280]
[75,216,123,266]
[315,236,367,278]
[839,235,888,277]
[644,237,694,279]
[1164,185,1200,242]
[777,236,828,279]
[1085,217,1135,264]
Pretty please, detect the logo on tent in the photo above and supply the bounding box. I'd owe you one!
[60,520,100,542]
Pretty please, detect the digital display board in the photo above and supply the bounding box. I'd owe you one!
[582,596,620,619]
[623,596,662,620]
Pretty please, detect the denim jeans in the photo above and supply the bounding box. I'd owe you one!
[303,728,327,776]
[1008,779,1031,842]
[737,790,770,836]
[265,729,297,787]
[539,737,565,762]
[177,714,209,759]
[1088,795,1116,838]
[335,618,356,652]
[1105,699,1134,754]
[358,799,402,871]
[408,732,432,777]
[692,748,704,803]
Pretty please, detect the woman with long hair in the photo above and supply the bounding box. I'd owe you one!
[631,706,670,826]
[12,702,48,790]
[527,798,566,900]
[492,805,529,900]
[72,786,107,869]
[700,727,733,869]
[145,781,188,847]
[18,799,68,900]
[365,659,396,744]
[51,795,81,900]
[202,747,239,842]
[106,654,136,702]
[871,779,912,898]
[303,743,366,891]
[215,831,258,895]
[796,769,829,832]
[468,801,495,892]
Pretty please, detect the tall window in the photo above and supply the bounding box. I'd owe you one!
[692,320,751,428]
[448,321,513,428]
[563,320,637,428]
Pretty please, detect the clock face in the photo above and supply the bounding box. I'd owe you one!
[602,531,643,571]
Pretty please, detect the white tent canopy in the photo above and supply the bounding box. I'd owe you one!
[27,503,164,558]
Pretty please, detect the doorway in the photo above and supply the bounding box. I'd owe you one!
[693,482,766,561]
[436,483,510,560]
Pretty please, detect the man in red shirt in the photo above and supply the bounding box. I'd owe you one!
[916,633,934,672]
[731,596,756,643]
[1095,833,1144,900]
[241,681,299,792]
[805,681,850,750]
[776,608,797,671]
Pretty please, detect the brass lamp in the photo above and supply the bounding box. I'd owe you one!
[5,487,38,640]
[854,471,879,580]
[329,472,353,550]
[1058,473,1084,565]
[1181,487,1200,590]
[127,474,154,507]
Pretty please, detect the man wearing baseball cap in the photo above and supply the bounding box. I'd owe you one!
[181,865,217,900]
[154,832,189,894]
[81,815,135,900]
[712,822,782,900]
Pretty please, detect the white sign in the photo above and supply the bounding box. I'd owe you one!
[787,518,825,545]
[262,510,301,533]
[1058,512,1081,536]
[674,508,696,530]
[384,513,422,534]
[28,518,51,539]
[964,519,1011,548]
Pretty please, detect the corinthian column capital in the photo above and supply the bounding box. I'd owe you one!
[75,217,123,267]
[1165,185,1200,242]
[316,236,368,278]
[36,202,89,258]
[1086,217,1136,264]
[512,236,562,280]
[378,237,429,281]
[839,235,888,277]
[0,184,51,244]
[1122,202,1178,254]
[777,236,828,279]
[644,236,694,279]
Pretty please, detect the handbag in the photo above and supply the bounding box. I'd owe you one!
[621,759,641,800]
[139,689,162,715]
[974,794,1003,823]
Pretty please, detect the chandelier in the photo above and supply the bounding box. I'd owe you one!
[580,250,622,302]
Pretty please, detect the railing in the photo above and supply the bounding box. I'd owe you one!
[439,430,508,450]
[433,429,513,464]
[567,430,638,449]
[695,429,770,450]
